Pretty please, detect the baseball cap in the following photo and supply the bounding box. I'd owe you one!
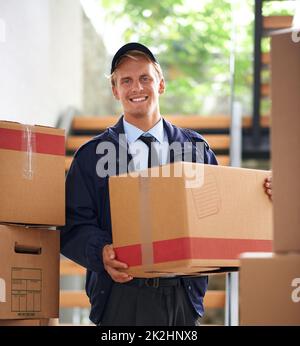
[110,42,158,74]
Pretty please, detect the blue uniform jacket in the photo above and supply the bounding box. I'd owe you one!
[60,116,218,324]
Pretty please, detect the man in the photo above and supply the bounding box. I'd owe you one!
[60,42,272,326]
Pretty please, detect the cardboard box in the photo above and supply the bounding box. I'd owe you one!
[0,121,65,226]
[0,318,58,326]
[0,225,60,319]
[109,162,273,277]
[240,253,300,325]
[271,32,300,252]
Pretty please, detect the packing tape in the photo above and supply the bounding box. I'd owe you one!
[0,278,6,303]
[139,175,154,270]
[21,125,36,180]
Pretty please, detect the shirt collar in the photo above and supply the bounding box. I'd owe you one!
[123,117,165,144]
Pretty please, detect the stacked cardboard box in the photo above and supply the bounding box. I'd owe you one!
[240,252,300,325]
[239,31,300,325]
[109,162,273,278]
[0,121,65,325]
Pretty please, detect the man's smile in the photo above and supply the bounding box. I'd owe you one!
[129,96,148,103]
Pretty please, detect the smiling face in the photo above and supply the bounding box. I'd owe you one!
[111,54,165,124]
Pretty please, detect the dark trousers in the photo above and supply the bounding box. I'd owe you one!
[100,277,200,326]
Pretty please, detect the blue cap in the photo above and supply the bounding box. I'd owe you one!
[111,42,158,74]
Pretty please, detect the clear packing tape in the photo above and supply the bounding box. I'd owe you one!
[139,176,154,270]
[21,125,36,180]
[136,163,208,272]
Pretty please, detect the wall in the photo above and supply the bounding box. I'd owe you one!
[0,0,83,127]
[82,10,116,116]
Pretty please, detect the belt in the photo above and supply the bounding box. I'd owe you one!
[125,277,182,288]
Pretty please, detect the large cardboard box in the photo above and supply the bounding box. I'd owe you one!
[271,32,300,252]
[239,253,300,325]
[0,225,60,319]
[0,121,65,226]
[109,162,273,277]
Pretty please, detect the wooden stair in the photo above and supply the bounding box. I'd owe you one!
[262,15,293,30]
[65,115,271,172]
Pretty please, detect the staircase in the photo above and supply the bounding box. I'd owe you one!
[64,114,273,172]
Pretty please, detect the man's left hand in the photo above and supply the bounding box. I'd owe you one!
[263,176,272,201]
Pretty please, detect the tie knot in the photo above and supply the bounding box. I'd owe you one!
[138,134,159,168]
[138,134,157,148]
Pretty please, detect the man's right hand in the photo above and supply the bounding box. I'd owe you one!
[102,244,133,283]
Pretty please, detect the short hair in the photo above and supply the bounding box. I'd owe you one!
[110,50,164,87]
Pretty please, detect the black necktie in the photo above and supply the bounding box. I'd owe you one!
[138,134,160,168]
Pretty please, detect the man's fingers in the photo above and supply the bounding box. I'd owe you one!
[103,247,128,269]
[264,176,272,189]
[103,244,115,260]
[106,258,128,270]
[106,267,133,283]
[264,187,272,201]
[264,176,272,184]
[102,244,132,282]
[263,176,272,202]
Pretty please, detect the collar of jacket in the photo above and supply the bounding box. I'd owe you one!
[106,115,195,168]
[107,115,188,145]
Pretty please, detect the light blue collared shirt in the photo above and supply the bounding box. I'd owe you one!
[123,117,169,171]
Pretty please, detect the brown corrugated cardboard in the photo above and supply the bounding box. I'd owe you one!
[240,253,300,325]
[109,162,273,277]
[271,32,300,252]
[0,120,65,226]
[0,225,60,319]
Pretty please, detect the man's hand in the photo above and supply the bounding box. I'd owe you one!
[103,244,133,283]
[263,176,272,201]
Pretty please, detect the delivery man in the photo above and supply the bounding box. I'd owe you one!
[60,42,272,326]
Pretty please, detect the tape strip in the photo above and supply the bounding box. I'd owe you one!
[0,127,65,155]
[21,125,36,180]
[139,175,154,270]
[115,237,273,266]
[0,278,6,303]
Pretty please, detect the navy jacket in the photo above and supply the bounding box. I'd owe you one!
[60,116,218,324]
